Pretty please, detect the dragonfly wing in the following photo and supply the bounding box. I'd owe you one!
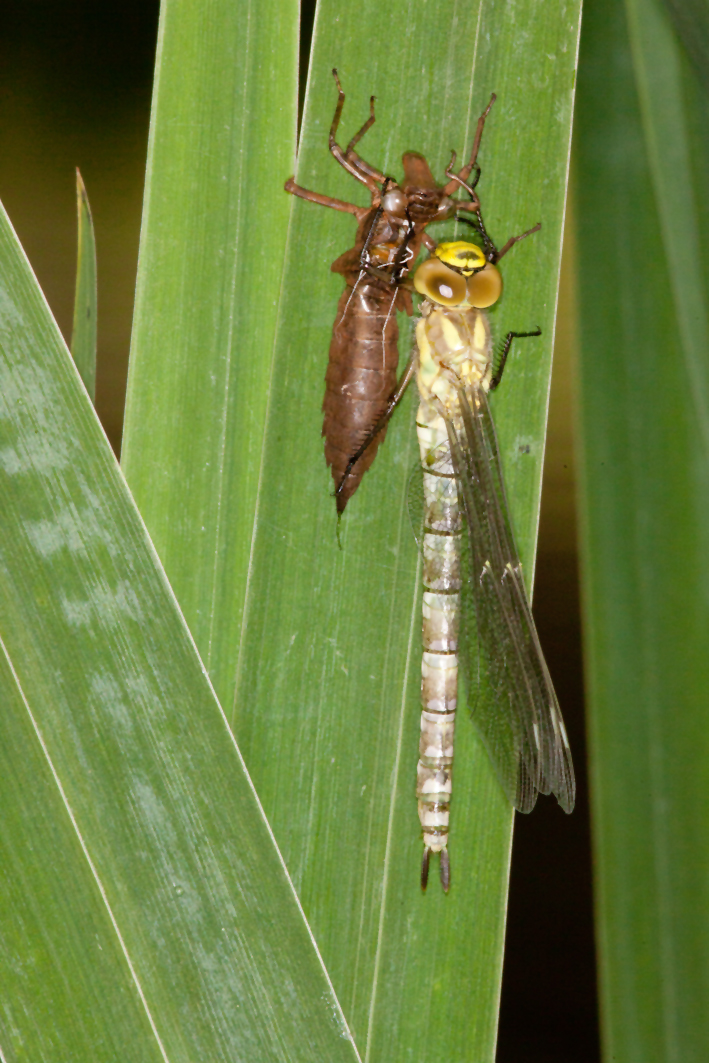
[406,458,425,552]
[447,383,575,814]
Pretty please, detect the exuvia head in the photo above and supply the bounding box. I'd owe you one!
[381,185,456,222]
[413,240,503,309]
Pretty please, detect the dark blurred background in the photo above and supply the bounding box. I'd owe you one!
[0,2,158,451]
[0,4,597,1059]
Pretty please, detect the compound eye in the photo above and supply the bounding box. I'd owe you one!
[466,263,503,308]
[414,258,467,306]
[382,188,408,215]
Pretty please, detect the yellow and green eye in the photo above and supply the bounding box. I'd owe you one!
[414,259,467,306]
[466,263,503,308]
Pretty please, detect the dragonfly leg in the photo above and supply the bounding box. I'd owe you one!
[450,203,499,262]
[444,152,481,211]
[495,221,542,262]
[358,181,394,271]
[442,92,496,195]
[455,199,484,217]
[335,354,417,507]
[489,327,542,391]
[284,178,368,219]
[330,69,383,194]
[344,91,387,183]
[454,211,540,266]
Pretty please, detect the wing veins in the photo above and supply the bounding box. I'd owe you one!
[446,382,576,814]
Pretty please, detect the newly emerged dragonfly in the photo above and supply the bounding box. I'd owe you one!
[339,233,575,891]
[410,240,575,890]
[286,71,495,511]
[290,78,575,891]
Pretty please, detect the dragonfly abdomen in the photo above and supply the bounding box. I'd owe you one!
[415,299,493,891]
[416,423,463,892]
[324,279,400,512]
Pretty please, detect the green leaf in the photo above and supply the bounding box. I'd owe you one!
[123,0,581,1058]
[660,0,709,92]
[0,200,359,1060]
[575,0,709,1057]
[122,0,299,704]
[70,168,97,403]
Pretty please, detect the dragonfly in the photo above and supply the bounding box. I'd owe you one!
[291,78,575,890]
[410,238,575,890]
[285,71,495,511]
[338,225,576,889]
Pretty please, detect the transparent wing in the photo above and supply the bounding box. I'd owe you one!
[406,458,425,551]
[447,382,575,814]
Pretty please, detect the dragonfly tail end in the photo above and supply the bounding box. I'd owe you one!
[421,846,451,892]
[421,846,431,890]
[440,848,450,893]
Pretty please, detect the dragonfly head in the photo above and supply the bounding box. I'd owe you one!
[414,240,502,309]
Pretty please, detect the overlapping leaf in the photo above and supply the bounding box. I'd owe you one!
[576,0,709,1057]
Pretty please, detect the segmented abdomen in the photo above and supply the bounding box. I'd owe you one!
[323,279,400,513]
[416,417,462,857]
[414,303,492,884]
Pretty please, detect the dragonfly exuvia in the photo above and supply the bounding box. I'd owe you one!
[286,71,495,511]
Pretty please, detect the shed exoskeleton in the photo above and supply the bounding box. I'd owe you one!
[285,71,495,512]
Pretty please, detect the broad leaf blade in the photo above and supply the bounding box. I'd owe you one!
[121,0,581,1057]
[660,0,709,91]
[212,3,580,1059]
[0,200,359,1061]
[122,0,299,705]
[70,168,97,402]
[0,652,161,1062]
[576,0,709,1058]
[244,15,580,1055]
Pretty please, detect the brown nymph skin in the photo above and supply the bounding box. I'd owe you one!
[285,74,494,512]
[324,157,456,511]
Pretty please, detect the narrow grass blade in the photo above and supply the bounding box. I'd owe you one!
[70,168,97,402]
[0,201,359,1061]
[121,0,299,706]
[575,0,709,1058]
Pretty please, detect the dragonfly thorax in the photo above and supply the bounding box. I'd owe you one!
[415,303,492,418]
